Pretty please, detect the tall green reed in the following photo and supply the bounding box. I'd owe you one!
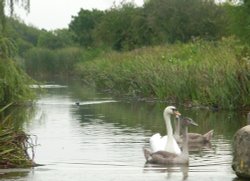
[76,38,250,109]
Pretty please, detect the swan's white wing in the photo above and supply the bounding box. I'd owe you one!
[149,133,168,152]
[165,135,181,154]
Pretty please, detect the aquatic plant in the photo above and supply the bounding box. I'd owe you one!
[0,103,36,168]
[0,127,35,168]
[0,49,36,168]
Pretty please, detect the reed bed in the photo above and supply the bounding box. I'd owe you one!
[0,104,36,168]
[76,38,250,109]
[0,128,35,168]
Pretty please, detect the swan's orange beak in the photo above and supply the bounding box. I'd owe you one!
[174,111,181,117]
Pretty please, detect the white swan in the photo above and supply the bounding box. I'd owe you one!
[144,117,198,164]
[149,106,181,154]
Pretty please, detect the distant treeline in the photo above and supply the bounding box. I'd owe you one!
[69,0,229,50]
[69,0,250,50]
[2,0,249,78]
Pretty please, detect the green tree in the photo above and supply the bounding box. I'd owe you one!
[0,0,33,105]
[94,3,152,50]
[93,3,138,50]
[7,18,39,46]
[1,0,30,58]
[69,9,104,47]
[5,18,39,56]
[1,0,30,33]
[69,0,229,51]
[37,29,75,49]
[53,28,75,47]
[144,0,228,43]
[227,0,250,44]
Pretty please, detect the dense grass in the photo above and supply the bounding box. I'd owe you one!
[75,38,250,109]
[0,44,36,168]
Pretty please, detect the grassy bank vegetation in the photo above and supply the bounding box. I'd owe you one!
[75,38,250,109]
[0,59,35,168]
[0,103,35,168]
[0,125,34,168]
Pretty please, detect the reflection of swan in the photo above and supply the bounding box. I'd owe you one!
[144,117,198,164]
[174,116,213,144]
[143,163,189,180]
[149,106,181,154]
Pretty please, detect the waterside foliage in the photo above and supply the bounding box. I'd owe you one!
[0,0,36,169]
[0,126,34,168]
[75,38,250,109]
[0,58,35,105]
[0,103,35,168]
[0,59,35,167]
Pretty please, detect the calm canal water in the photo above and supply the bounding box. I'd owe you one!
[0,83,248,181]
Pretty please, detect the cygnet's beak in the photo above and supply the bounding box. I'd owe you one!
[190,119,198,126]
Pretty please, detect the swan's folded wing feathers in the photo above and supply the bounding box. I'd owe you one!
[150,133,168,152]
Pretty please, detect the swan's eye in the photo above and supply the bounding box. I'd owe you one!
[172,108,176,111]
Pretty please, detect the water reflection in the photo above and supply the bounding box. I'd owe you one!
[0,83,247,181]
[0,170,30,179]
[188,142,212,152]
[76,101,246,139]
[144,164,189,180]
[0,105,36,130]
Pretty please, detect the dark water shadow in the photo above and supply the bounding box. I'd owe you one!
[0,169,30,180]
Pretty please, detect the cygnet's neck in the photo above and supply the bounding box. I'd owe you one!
[174,117,181,139]
[182,126,189,157]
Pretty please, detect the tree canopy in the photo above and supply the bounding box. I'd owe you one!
[69,0,229,51]
[0,0,30,33]
[227,0,250,44]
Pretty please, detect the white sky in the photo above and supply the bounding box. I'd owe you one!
[11,0,144,31]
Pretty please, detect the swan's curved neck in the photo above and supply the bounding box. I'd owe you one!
[164,113,173,136]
